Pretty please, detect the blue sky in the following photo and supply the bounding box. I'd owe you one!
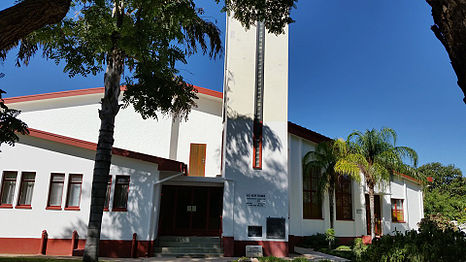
[0,0,465,173]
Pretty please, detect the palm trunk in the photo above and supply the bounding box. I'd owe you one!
[328,185,335,229]
[83,47,123,262]
[368,185,376,240]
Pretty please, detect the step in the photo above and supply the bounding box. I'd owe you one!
[159,236,220,243]
[155,247,223,253]
[158,241,222,248]
[154,252,224,258]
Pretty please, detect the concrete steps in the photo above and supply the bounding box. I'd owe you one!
[155,236,223,257]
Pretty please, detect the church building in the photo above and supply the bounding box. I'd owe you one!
[0,15,424,258]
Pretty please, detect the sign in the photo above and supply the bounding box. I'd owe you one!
[246,193,266,207]
[246,245,263,257]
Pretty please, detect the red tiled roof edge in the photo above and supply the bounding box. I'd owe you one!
[288,121,332,143]
[393,171,422,185]
[24,128,187,174]
[4,85,222,104]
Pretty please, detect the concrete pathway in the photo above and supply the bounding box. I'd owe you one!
[294,247,350,261]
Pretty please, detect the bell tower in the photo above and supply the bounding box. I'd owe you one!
[221,15,289,257]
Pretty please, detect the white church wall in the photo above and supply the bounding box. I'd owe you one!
[0,137,159,242]
[177,94,223,177]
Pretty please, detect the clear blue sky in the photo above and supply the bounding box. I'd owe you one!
[0,0,465,173]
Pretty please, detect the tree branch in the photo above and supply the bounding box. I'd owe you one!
[0,0,71,54]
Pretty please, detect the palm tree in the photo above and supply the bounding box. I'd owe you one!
[335,128,419,240]
[302,140,359,228]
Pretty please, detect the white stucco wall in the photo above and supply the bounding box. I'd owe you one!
[288,134,425,238]
[8,91,223,178]
[177,94,223,177]
[0,136,160,241]
[222,15,289,242]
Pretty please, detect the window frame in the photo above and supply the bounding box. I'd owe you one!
[0,171,18,208]
[16,172,36,209]
[65,174,83,210]
[303,167,323,219]
[112,175,130,212]
[47,173,65,210]
[104,176,112,211]
[335,175,353,220]
[391,198,405,223]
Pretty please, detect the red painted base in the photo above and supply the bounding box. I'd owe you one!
[0,238,153,258]
[223,237,288,257]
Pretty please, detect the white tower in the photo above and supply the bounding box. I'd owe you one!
[221,15,289,257]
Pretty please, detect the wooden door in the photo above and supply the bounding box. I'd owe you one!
[189,144,206,177]
[365,194,382,236]
[158,186,223,236]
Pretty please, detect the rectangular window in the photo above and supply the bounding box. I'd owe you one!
[104,176,112,211]
[65,174,82,210]
[252,120,263,169]
[303,167,322,219]
[336,176,353,220]
[113,176,129,211]
[391,199,404,222]
[47,173,65,209]
[0,171,17,207]
[17,172,36,208]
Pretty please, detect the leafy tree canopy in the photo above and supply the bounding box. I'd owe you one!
[419,162,466,223]
[0,74,29,148]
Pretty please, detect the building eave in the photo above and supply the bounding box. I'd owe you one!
[23,128,187,174]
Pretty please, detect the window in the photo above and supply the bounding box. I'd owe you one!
[48,173,65,209]
[303,167,322,219]
[65,174,82,210]
[17,172,36,208]
[336,176,352,220]
[252,119,263,169]
[113,176,129,211]
[391,199,404,222]
[0,171,17,207]
[104,176,112,211]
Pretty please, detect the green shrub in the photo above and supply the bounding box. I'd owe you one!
[300,233,327,249]
[325,228,336,249]
[352,238,367,261]
[358,215,466,262]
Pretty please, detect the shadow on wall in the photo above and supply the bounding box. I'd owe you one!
[56,166,156,258]
[223,113,289,257]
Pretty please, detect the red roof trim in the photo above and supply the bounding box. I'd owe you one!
[193,85,223,99]
[25,128,187,174]
[5,85,222,104]
[288,121,332,143]
[393,171,422,185]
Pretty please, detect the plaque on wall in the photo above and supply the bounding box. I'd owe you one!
[266,217,285,239]
[248,226,263,237]
[246,193,266,207]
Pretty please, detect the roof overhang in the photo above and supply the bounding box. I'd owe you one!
[22,128,187,174]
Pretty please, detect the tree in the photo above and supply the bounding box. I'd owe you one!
[419,162,466,223]
[12,1,297,261]
[0,0,72,57]
[426,0,466,104]
[0,74,29,148]
[335,128,419,240]
[302,140,359,229]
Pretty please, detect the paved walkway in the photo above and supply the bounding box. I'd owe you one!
[294,247,350,261]
[1,252,349,262]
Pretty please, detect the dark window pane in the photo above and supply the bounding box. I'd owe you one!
[1,171,17,205]
[113,176,129,210]
[18,172,35,206]
[48,174,65,207]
